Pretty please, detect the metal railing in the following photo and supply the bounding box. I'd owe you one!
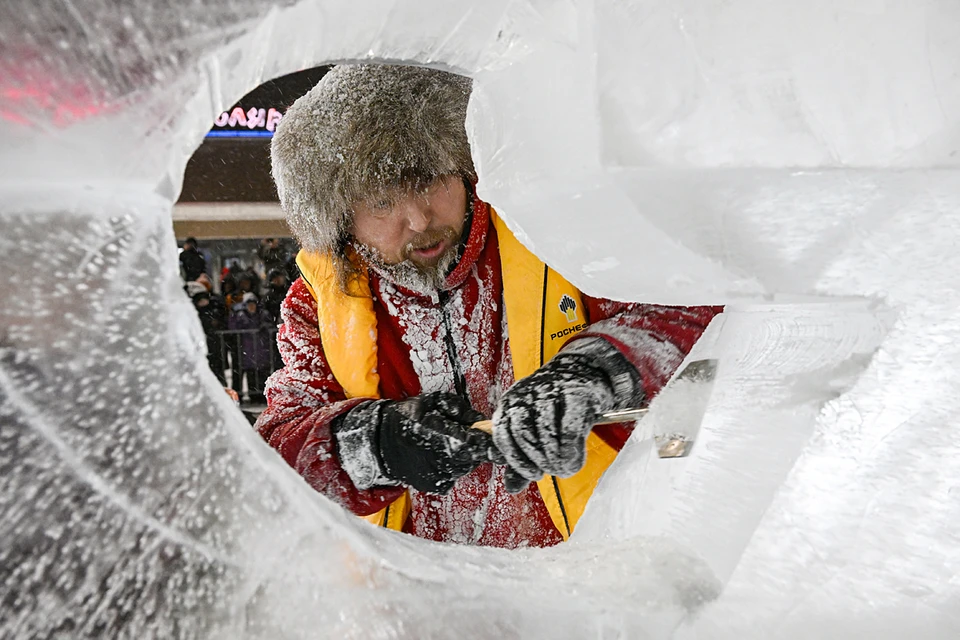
[207,327,281,404]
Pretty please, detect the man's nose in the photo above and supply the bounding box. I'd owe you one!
[403,201,431,233]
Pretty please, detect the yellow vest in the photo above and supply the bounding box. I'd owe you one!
[296,210,619,540]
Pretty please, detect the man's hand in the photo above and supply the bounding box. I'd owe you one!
[492,338,642,493]
[334,392,496,495]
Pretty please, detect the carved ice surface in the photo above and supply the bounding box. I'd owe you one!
[1,1,959,638]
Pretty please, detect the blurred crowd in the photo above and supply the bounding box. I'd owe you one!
[180,237,298,405]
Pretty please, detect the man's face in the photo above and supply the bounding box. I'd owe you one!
[246,301,258,314]
[350,175,467,285]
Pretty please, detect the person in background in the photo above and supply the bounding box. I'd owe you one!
[284,252,300,284]
[262,268,290,325]
[179,237,207,282]
[262,268,289,372]
[236,271,260,301]
[221,259,241,282]
[258,237,289,277]
[219,275,243,395]
[184,280,207,302]
[221,275,242,310]
[195,272,214,294]
[191,288,227,385]
[228,292,274,404]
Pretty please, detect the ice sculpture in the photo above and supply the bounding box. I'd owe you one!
[1,1,959,638]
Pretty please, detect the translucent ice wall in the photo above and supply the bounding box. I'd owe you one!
[1,1,958,638]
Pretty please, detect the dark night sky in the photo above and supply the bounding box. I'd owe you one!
[178,66,329,203]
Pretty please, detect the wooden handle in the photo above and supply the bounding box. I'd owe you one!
[471,407,646,435]
[473,419,493,434]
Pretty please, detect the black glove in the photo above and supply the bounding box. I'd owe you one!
[492,338,642,493]
[333,392,496,495]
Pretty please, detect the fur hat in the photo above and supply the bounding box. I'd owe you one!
[271,65,475,256]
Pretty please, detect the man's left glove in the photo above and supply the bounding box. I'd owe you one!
[492,337,642,493]
[333,392,496,495]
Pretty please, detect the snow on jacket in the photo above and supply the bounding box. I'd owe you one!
[256,198,720,548]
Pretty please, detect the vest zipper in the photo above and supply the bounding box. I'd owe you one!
[539,265,571,538]
[437,290,468,399]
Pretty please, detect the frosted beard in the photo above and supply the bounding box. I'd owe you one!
[353,226,462,295]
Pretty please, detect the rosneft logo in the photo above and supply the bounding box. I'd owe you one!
[559,294,578,323]
[550,323,587,342]
[550,295,586,341]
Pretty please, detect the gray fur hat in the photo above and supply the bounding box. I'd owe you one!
[271,65,476,256]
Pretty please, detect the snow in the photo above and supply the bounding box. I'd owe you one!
[582,256,619,276]
[377,278,455,394]
[2,1,960,639]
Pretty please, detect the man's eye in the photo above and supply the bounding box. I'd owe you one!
[414,178,439,195]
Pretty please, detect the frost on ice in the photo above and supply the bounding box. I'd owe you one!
[2,1,960,639]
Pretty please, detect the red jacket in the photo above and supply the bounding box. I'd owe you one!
[256,199,719,548]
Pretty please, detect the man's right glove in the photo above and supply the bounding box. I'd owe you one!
[333,392,496,495]
[492,337,642,493]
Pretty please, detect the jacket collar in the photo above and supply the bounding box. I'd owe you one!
[443,189,490,290]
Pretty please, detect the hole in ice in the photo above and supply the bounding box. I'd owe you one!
[0,49,724,639]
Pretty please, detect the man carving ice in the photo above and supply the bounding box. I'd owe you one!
[256,64,718,547]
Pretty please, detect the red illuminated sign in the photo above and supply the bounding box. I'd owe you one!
[213,106,283,132]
